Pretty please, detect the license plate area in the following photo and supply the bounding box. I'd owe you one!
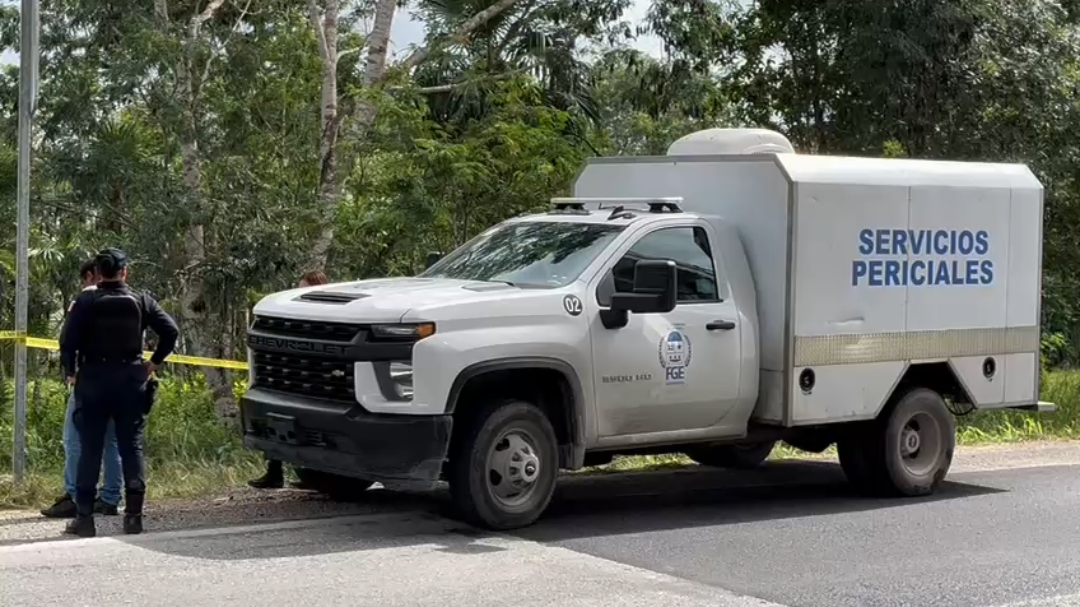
[265,413,300,445]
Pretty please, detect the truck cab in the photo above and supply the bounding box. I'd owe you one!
[243,200,761,528]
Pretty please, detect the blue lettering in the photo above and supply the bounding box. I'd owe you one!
[884,260,901,286]
[981,260,994,284]
[858,229,874,255]
[874,230,890,255]
[910,260,927,286]
[934,260,951,285]
[933,230,950,255]
[853,227,994,288]
[891,230,908,255]
[950,261,964,285]
[868,260,884,286]
[910,230,928,254]
[965,260,980,284]
[958,230,974,255]
[852,261,867,286]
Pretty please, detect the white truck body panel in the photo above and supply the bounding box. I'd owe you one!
[573,153,1043,426]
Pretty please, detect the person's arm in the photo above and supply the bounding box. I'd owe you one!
[59,292,91,381]
[142,294,179,368]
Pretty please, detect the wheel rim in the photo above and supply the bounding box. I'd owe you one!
[897,411,943,477]
[484,427,542,510]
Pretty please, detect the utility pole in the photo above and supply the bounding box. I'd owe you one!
[13,0,40,483]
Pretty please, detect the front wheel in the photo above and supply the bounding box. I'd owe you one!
[293,468,375,501]
[448,400,559,530]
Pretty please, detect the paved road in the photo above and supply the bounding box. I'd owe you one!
[2,452,1080,606]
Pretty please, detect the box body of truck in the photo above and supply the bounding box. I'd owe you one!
[573,151,1044,427]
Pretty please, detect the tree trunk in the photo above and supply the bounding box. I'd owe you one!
[161,0,237,418]
[306,0,342,273]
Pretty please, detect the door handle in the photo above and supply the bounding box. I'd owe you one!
[706,320,736,331]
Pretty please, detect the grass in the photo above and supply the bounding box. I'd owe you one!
[1,369,1079,510]
[0,376,264,509]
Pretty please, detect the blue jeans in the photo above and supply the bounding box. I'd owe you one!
[63,391,122,505]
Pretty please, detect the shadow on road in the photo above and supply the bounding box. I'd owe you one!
[521,460,1004,542]
[115,459,1005,561]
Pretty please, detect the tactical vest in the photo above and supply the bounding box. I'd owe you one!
[81,288,144,361]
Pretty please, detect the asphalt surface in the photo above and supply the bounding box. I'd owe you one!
[2,449,1080,607]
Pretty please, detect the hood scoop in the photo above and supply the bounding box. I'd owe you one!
[295,290,371,305]
[462,282,516,292]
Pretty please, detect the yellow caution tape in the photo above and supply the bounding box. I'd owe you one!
[0,332,250,371]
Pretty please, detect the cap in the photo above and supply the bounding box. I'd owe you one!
[95,247,129,274]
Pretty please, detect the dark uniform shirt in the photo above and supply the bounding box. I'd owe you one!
[59,281,179,377]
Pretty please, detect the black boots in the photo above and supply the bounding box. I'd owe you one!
[248,459,285,489]
[42,495,119,518]
[64,516,96,538]
[63,514,141,537]
[41,494,76,518]
[123,514,143,535]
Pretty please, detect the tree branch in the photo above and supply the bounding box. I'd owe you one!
[414,67,531,94]
[398,0,522,73]
[193,0,228,30]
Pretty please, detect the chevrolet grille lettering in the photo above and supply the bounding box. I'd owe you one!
[247,334,348,356]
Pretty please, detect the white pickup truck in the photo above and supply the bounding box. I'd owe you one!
[241,128,1053,530]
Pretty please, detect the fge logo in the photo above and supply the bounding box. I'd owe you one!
[658,329,693,385]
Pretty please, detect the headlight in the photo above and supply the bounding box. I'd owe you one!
[389,361,413,399]
[371,323,436,341]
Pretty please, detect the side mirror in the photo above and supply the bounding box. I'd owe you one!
[425,252,443,270]
[610,259,677,314]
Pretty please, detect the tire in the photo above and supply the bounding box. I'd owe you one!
[844,388,955,497]
[686,440,777,469]
[447,400,559,530]
[293,468,374,501]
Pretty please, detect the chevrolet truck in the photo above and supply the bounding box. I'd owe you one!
[241,128,1052,530]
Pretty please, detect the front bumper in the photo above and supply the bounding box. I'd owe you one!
[241,387,452,483]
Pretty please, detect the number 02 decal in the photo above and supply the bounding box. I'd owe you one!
[563,294,583,316]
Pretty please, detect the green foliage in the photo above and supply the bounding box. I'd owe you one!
[0,0,1079,464]
[0,377,253,475]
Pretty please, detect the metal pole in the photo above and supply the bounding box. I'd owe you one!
[13,0,39,483]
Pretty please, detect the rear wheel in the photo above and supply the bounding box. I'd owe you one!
[293,468,374,501]
[448,400,559,530]
[840,387,955,497]
[686,440,777,469]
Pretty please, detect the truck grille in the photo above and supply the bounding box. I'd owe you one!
[252,316,361,343]
[251,351,355,403]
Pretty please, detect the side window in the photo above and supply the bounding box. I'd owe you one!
[598,226,720,305]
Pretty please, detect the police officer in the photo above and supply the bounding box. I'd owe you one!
[59,248,179,537]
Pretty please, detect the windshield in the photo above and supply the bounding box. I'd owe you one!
[421,221,625,288]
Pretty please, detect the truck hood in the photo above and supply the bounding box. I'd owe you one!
[252,277,524,323]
